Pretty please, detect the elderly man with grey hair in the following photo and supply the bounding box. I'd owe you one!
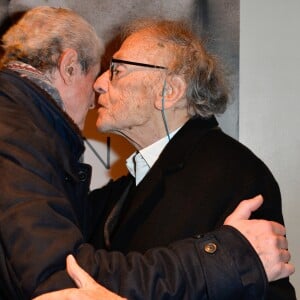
[0,8,294,300]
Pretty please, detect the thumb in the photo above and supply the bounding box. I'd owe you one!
[66,254,96,288]
[224,195,263,224]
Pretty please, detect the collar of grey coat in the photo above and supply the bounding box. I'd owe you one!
[5,61,64,109]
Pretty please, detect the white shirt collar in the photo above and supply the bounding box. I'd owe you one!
[126,127,181,185]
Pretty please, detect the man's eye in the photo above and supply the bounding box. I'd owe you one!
[110,63,125,80]
[113,68,120,75]
[111,65,122,78]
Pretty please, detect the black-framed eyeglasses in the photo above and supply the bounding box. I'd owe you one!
[110,58,167,81]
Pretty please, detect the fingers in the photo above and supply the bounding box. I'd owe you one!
[250,224,293,281]
[34,255,127,300]
[271,220,286,236]
[276,234,288,251]
[270,249,295,281]
[280,248,291,264]
[32,289,77,300]
[278,261,295,278]
[224,195,263,224]
[225,211,293,282]
[66,255,96,288]
[66,255,127,299]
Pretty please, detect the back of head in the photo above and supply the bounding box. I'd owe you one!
[0,6,104,73]
[122,19,229,118]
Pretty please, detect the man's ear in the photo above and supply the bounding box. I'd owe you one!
[154,75,187,110]
[58,48,79,85]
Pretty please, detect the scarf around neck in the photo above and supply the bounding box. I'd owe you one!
[5,61,64,109]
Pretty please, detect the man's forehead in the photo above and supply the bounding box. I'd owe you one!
[116,33,169,63]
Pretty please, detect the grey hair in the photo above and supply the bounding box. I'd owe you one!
[122,19,229,118]
[0,6,104,74]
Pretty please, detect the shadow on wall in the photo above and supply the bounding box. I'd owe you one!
[83,109,136,181]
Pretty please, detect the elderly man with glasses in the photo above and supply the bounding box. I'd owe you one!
[88,19,295,299]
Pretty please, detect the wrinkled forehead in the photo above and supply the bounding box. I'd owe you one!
[115,31,170,66]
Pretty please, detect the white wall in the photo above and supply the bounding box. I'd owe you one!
[240,0,300,295]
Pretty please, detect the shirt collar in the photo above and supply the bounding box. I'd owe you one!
[126,127,181,184]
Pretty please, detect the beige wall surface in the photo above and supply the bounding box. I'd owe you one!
[240,0,300,295]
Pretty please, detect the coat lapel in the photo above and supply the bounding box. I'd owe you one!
[158,116,219,172]
[103,179,134,248]
[110,116,219,245]
[114,165,164,233]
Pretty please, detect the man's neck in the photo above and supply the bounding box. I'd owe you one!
[120,113,189,150]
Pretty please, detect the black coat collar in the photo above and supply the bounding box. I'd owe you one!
[112,116,220,236]
[156,116,219,173]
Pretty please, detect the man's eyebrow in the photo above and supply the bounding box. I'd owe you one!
[157,42,165,48]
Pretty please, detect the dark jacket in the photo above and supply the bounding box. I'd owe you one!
[89,116,296,299]
[0,70,270,300]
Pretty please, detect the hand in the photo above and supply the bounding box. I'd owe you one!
[224,195,295,282]
[33,255,126,300]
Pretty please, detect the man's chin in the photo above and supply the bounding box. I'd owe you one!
[96,122,113,134]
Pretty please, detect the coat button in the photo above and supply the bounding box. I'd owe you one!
[78,170,87,182]
[204,242,217,254]
[193,234,204,239]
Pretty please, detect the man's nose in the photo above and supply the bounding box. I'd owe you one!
[93,70,109,93]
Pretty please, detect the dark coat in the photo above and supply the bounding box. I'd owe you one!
[89,116,296,299]
[0,70,269,300]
